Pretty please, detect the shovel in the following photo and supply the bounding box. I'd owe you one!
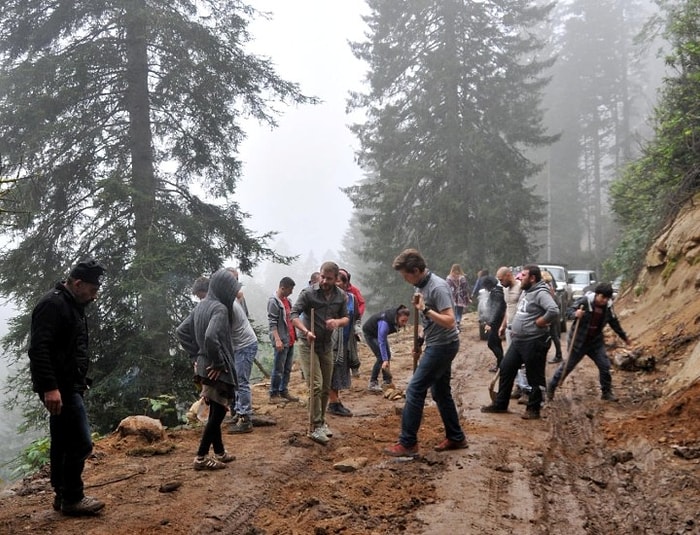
[556,305,584,388]
[488,367,500,402]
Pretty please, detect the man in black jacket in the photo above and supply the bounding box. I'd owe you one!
[28,259,106,516]
[547,282,631,402]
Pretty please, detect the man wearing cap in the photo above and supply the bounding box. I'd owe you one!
[28,259,106,516]
[547,282,632,402]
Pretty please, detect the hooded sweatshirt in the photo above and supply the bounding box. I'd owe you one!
[510,280,560,341]
[177,268,238,390]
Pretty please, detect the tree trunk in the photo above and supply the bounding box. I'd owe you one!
[125,0,170,394]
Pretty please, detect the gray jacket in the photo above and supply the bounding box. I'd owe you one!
[268,293,292,346]
[510,280,560,341]
[176,268,239,389]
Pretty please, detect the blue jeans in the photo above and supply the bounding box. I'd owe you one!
[549,341,612,394]
[365,334,392,384]
[269,344,295,396]
[494,335,549,412]
[46,391,93,503]
[399,340,464,447]
[233,342,258,416]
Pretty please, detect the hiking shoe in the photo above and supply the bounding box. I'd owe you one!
[52,495,62,512]
[480,404,508,413]
[193,456,226,471]
[269,394,284,405]
[434,438,468,452]
[510,387,522,399]
[521,410,541,420]
[308,427,329,445]
[517,393,529,405]
[214,450,236,463]
[546,386,555,401]
[61,496,105,516]
[280,391,299,402]
[327,402,352,417]
[320,422,333,437]
[383,442,419,458]
[548,356,563,363]
[488,366,498,373]
[368,381,383,393]
[601,391,619,402]
[228,416,253,434]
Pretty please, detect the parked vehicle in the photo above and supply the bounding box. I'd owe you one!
[569,270,597,299]
[538,264,571,332]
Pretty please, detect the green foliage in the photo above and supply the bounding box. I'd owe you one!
[661,257,678,282]
[608,0,700,278]
[8,436,50,479]
[0,0,308,434]
[140,394,179,423]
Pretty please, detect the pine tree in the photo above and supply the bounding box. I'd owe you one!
[0,0,309,430]
[346,0,556,301]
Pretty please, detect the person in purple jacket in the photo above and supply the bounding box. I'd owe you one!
[362,305,411,392]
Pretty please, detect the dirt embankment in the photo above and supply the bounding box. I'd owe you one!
[1,197,699,534]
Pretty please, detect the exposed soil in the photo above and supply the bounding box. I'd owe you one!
[2,198,699,534]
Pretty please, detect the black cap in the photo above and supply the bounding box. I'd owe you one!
[69,259,106,286]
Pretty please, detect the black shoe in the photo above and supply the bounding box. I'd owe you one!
[480,404,508,413]
[521,409,541,420]
[52,495,62,512]
[548,356,563,363]
[546,386,555,401]
[228,416,253,433]
[327,402,353,417]
[601,391,618,402]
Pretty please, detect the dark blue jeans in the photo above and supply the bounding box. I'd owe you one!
[549,341,612,394]
[47,391,93,503]
[399,340,464,447]
[269,344,295,396]
[365,334,392,384]
[494,335,549,412]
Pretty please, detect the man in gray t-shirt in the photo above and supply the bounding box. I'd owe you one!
[383,248,467,457]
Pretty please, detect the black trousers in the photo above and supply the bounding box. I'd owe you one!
[494,335,549,412]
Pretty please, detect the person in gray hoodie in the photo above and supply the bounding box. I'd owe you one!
[481,264,560,419]
[177,268,238,470]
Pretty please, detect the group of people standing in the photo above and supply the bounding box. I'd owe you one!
[26,252,632,516]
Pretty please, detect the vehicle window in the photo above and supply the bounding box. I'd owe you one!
[571,273,590,284]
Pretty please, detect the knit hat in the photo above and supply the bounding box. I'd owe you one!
[69,259,106,286]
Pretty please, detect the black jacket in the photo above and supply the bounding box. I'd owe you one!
[566,293,628,354]
[28,282,91,394]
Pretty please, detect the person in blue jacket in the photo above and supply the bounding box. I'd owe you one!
[362,305,411,392]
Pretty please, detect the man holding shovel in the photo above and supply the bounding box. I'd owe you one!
[547,282,631,402]
[384,248,467,457]
[291,262,349,445]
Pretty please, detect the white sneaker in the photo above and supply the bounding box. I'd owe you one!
[308,427,329,445]
[320,422,333,437]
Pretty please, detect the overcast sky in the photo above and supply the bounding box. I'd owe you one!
[236,1,368,260]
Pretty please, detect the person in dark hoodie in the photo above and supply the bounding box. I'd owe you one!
[482,275,506,372]
[547,282,631,402]
[481,264,559,419]
[362,305,411,392]
[28,259,106,516]
[177,268,238,470]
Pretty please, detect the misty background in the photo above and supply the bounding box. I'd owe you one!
[0,0,675,482]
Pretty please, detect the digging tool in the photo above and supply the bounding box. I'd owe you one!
[412,293,421,372]
[488,367,500,402]
[308,308,315,433]
[556,304,584,388]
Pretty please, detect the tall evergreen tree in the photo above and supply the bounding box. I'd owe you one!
[610,0,700,278]
[0,0,309,430]
[345,0,556,303]
[539,0,656,269]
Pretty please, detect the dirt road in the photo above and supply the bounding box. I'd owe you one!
[1,312,698,534]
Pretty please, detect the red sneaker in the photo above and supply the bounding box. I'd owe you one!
[434,438,469,452]
[383,442,419,457]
